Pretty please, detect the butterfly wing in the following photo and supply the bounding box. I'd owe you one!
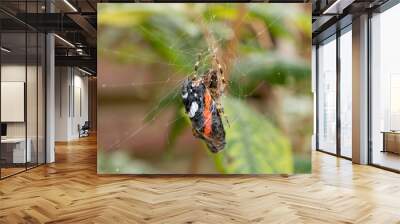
[182,79,226,153]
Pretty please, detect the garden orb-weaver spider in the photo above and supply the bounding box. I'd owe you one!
[181,49,227,153]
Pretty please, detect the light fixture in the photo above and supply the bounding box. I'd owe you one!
[1,47,11,53]
[322,0,355,15]
[76,48,86,56]
[78,67,93,76]
[54,34,75,48]
[63,0,78,12]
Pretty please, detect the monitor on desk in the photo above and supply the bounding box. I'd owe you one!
[1,123,7,138]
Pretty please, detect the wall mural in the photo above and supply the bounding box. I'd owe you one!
[97,3,312,174]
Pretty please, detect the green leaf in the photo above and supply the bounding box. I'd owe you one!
[139,22,194,73]
[229,53,310,96]
[212,97,293,174]
[99,4,204,72]
[247,4,292,38]
[98,4,180,27]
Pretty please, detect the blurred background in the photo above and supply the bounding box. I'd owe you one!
[97,3,312,174]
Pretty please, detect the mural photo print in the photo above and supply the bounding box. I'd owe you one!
[97,3,312,174]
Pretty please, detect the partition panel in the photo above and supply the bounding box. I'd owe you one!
[0,1,46,179]
[1,30,28,177]
[317,35,337,154]
[339,27,353,158]
[27,30,38,169]
[38,32,45,165]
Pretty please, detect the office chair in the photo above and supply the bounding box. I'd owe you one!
[79,121,90,138]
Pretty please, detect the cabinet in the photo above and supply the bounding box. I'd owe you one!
[382,132,400,154]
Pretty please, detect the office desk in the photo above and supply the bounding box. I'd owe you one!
[1,138,31,163]
[381,131,400,154]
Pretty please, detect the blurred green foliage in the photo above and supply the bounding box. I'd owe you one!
[98,3,312,174]
[98,147,156,174]
[214,97,293,174]
[229,52,310,97]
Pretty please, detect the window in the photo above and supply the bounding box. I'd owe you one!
[339,27,352,158]
[371,3,400,171]
[317,36,337,154]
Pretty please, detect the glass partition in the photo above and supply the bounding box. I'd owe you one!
[27,30,38,169]
[1,30,28,177]
[38,32,45,165]
[317,36,337,154]
[339,27,352,158]
[0,1,46,179]
[26,0,41,169]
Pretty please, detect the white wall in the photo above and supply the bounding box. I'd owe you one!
[1,64,46,164]
[1,65,26,141]
[55,67,70,141]
[1,65,36,138]
[71,73,89,138]
[55,67,89,141]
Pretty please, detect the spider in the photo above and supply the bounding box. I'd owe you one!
[194,51,226,115]
[181,49,228,153]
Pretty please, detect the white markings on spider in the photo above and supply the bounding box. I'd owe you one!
[182,92,188,99]
[189,102,199,118]
[194,93,198,97]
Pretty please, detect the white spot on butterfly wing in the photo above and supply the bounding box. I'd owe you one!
[211,102,216,112]
[189,102,199,118]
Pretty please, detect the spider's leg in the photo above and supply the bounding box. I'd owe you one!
[216,101,230,128]
[219,110,230,128]
[192,127,201,138]
[193,53,203,79]
[194,61,199,74]
[224,115,230,128]
[212,53,223,75]
[212,51,226,95]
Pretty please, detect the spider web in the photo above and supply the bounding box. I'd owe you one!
[100,5,284,152]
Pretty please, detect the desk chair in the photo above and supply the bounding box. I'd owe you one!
[79,121,90,138]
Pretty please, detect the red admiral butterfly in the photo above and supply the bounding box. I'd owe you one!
[181,50,227,153]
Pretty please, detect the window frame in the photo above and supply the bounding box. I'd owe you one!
[367,0,400,173]
[315,21,353,161]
